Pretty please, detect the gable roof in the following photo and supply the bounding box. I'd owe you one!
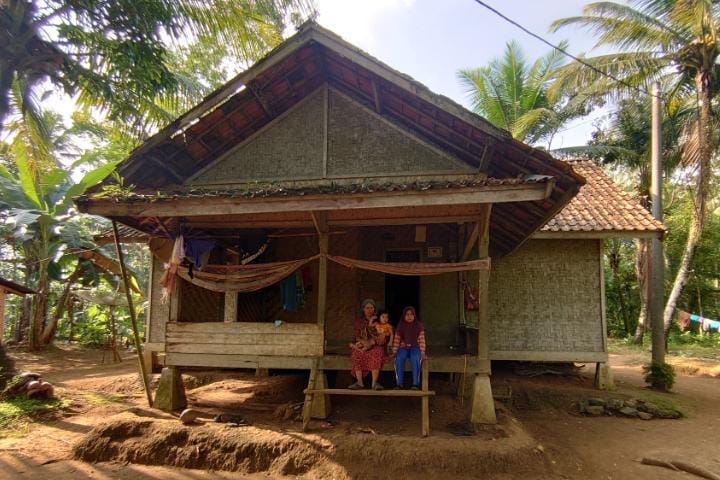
[81,22,587,257]
[537,160,664,238]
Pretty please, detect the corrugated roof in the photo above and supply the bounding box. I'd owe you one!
[541,160,664,234]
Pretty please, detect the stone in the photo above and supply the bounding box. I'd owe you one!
[585,406,605,416]
[153,367,187,412]
[470,374,497,424]
[578,400,588,414]
[587,398,606,407]
[624,399,638,408]
[638,412,653,420]
[638,402,659,415]
[594,363,615,390]
[179,408,201,425]
[619,406,638,417]
[606,399,624,410]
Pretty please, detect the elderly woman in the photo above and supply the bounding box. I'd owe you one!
[348,299,386,390]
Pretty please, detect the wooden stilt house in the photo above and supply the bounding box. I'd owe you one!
[77,23,663,429]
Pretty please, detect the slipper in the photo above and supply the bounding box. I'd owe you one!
[348,382,364,390]
[372,383,384,391]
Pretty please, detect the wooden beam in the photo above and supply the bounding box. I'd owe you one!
[147,155,185,184]
[79,183,551,217]
[489,350,609,363]
[476,206,491,361]
[461,223,480,262]
[304,388,434,397]
[112,220,153,407]
[371,78,382,113]
[248,83,275,118]
[316,212,329,337]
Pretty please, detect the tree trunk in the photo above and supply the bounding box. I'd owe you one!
[67,299,76,343]
[608,240,631,335]
[39,265,83,346]
[0,59,14,136]
[28,259,50,351]
[633,239,650,344]
[663,73,713,340]
[14,296,31,343]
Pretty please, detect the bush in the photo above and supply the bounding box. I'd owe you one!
[643,361,675,391]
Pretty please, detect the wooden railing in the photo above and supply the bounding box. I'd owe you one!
[165,321,323,357]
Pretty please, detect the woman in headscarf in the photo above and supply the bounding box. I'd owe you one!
[348,299,386,390]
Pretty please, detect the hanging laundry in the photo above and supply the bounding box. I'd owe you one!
[677,310,692,330]
[160,235,184,301]
[185,239,215,268]
[280,274,298,312]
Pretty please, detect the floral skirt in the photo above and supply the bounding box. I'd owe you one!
[351,345,385,374]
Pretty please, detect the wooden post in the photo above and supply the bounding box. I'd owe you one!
[421,359,430,437]
[470,205,496,424]
[315,212,329,334]
[650,81,665,364]
[224,292,238,322]
[112,220,153,407]
[0,288,5,346]
[302,360,319,431]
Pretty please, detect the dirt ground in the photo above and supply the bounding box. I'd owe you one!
[0,345,718,479]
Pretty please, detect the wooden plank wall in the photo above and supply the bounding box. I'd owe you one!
[165,321,323,357]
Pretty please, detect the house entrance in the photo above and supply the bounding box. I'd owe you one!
[384,250,420,327]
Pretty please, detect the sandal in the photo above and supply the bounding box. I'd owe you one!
[348,382,364,390]
[372,382,384,391]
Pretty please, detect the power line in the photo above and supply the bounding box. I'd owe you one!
[470,0,664,100]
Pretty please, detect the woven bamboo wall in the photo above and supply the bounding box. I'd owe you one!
[178,278,224,322]
[191,86,471,186]
[489,239,604,353]
[327,89,471,176]
[193,88,325,184]
[325,228,361,344]
[148,256,169,343]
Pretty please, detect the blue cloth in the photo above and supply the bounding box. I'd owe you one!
[395,346,422,387]
[280,274,297,312]
[184,239,215,268]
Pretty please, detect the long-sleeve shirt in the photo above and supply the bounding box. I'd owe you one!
[392,320,426,356]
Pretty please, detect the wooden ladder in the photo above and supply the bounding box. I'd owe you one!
[302,359,433,436]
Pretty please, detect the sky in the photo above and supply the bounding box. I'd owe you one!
[313,0,610,149]
[40,0,612,151]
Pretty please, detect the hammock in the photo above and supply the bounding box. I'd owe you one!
[173,254,489,293]
[176,256,319,293]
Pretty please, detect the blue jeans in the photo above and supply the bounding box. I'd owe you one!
[395,346,421,386]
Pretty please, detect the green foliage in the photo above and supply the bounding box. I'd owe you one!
[643,361,676,391]
[1,0,313,133]
[458,40,587,145]
[0,395,71,434]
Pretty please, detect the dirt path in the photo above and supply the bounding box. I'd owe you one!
[1,345,718,479]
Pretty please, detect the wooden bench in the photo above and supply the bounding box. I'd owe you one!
[302,359,434,436]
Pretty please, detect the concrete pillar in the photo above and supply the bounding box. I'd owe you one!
[310,372,331,419]
[153,366,187,411]
[469,374,496,424]
[594,363,615,390]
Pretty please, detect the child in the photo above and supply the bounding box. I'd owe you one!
[391,306,426,389]
[374,310,394,356]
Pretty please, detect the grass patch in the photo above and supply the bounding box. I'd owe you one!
[0,396,71,436]
[633,389,685,418]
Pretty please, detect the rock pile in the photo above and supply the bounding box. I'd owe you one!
[2,371,55,399]
[578,397,681,420]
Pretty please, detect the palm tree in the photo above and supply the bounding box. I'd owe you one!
[551,0,720,340]
[457,40,585,146]
[0,0,312,134]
